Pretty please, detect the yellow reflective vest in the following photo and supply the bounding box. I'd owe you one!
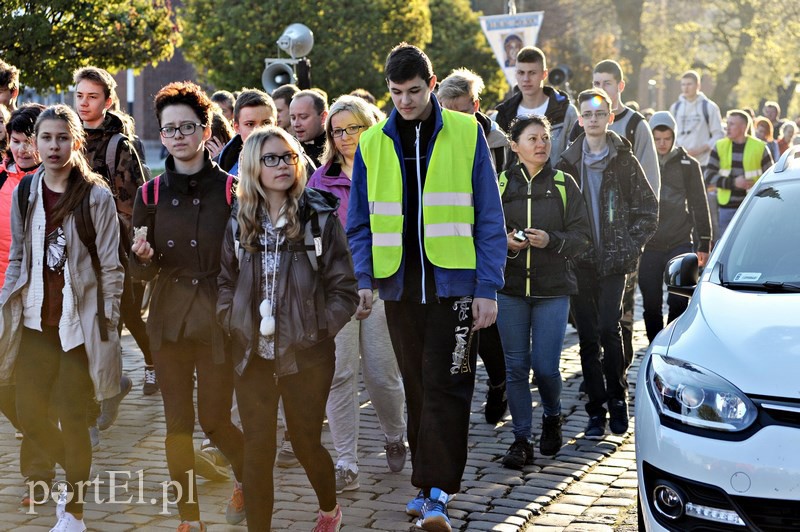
[360,110,479,278]
[715,136,765,206]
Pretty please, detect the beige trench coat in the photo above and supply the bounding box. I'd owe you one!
[0,168,124,401]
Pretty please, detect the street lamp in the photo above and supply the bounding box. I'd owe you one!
[648,79,657,109]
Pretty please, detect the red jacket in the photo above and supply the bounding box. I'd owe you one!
[0,160,40,288]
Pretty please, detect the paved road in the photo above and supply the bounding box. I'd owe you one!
[0,316,648,531]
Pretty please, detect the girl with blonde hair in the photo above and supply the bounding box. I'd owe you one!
[218,125,358,531]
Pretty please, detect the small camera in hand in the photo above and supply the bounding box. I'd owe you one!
[512,229,527,242]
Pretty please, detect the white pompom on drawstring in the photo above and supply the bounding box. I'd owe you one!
[259,299,272,318]
[260,316,276,336]
[259,299,275,336]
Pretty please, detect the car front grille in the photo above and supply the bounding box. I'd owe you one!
[731,495,800,530]
[642,462,800,531]
[752,397,800,429]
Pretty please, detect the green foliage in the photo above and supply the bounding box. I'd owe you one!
[536,1,619,97]
[0,0,180,92]
[179,0,431,103]
[425,0,505,109]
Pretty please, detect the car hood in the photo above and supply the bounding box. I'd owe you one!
[666,282,800,398]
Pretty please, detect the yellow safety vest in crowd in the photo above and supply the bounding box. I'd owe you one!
[360,109,478,278]
[716,136,765,206]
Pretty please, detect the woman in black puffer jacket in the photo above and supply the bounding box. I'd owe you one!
[497,115,591,469]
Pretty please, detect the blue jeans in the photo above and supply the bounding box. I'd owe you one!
[718,206,737,237]
[496,294,570,440]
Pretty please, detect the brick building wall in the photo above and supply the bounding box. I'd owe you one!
[114,48,197,143]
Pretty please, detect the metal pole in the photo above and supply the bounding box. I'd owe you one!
[127,69,134,116]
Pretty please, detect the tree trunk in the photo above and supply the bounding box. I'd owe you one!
[777,79,798,120]
[711,2,755,110]
[611,0,646,101]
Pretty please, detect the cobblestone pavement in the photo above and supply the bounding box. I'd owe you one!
[0,316,649,531]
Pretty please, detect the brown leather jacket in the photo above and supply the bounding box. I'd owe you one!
[217,188,358,377]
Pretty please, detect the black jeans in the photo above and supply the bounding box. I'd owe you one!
[638,243,692,342]
[15,326,94,515]
[571,267,627,417]
[384,298,478,495]
[620,266,638,370]
[235,347,336,532]
[120,273,151,366]
[153,339,244,521]
[478,322,506,387]
[0,385,56,484]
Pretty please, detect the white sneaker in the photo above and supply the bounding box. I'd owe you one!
[50,512,86,532]
[55,489,67,520]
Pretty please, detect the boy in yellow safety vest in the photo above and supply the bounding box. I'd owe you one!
[347,43,506,532]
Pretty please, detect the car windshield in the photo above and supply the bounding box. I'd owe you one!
[718,180,800,286]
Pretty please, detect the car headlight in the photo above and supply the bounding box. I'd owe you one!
[647,355,757,432]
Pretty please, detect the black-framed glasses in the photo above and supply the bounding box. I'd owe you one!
[159,122,205,138]
[332,125,366,138]
[580,111,609,120]
[261,153,299,167]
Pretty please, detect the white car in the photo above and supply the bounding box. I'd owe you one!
[636,146,800,531]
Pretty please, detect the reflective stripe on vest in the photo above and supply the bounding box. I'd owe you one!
[361,110,478,278]
[716,137,765,206]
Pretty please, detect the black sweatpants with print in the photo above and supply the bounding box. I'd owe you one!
[384,297,478,495]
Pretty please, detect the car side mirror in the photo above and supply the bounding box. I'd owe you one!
[665,253,699,298]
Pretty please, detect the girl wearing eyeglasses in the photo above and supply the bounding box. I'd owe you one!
[217,125,357,531]
[129,82,245,532]
[307,95,408,493]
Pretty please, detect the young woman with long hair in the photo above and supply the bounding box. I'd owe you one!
[0,104,125,532]
[217,125,358,531]
[0,103,58,508]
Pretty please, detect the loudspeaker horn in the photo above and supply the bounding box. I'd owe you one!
[277,23,314,59]
[549,65,573,86]
[262,60,296,93]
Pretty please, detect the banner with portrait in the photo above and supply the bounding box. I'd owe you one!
[479,11,544,88]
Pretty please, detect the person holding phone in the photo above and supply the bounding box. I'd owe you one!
[497,114,591,469]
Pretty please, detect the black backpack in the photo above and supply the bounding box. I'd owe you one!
[17,174,112,341]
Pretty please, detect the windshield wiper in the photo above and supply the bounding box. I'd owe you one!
[763,281,800,293]
[722,281,800,293]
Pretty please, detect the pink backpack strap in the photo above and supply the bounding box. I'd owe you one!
[142,174,161,205]
[225,173,236,205]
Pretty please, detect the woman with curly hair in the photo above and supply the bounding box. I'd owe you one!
[129,82,245,531]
